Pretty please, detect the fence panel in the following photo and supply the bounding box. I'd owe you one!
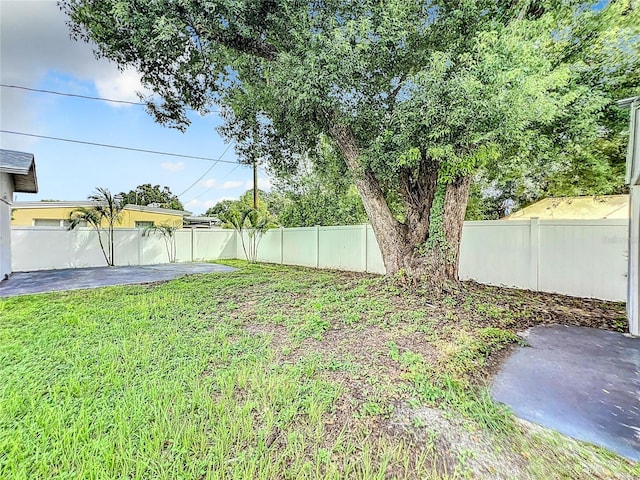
[318,225,366,272]
[459,220,536,290]
[138,231,174,265]
[13,227,109,270]
[538,220,627,301]
[113,230,142,266]
[254,228,283,264]
[192,229,236,260]
[282,227,318,267]
[174,230,193,263]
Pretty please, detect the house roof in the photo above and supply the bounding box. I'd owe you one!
[184,215,221,224]
[504,195,630,220]
[122,204,191,216]
[0,149,38,193]
[12,201,191,216]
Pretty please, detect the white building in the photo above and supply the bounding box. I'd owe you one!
[0,149,38,280]
[619,96,640,336]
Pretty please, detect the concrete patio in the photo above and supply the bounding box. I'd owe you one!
[0,263,237,297]
[492,325,640,461]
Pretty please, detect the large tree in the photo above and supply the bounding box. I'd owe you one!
[62,0,639,281]
[118,184,184,211]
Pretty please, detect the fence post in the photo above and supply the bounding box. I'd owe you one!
[530,218,540,290]
[191,228,195,262]
[280,226,284,264]
[316,225,320,269]
[363,224,368,273]
[137,229,142,265]
[628,186,640,336]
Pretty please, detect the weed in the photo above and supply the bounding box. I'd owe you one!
[359,401,390,418]
[443,296,456,307]
[286,314,330,341]
[412,416,426,428]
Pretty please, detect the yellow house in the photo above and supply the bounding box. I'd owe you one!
[11,201,188,229]
[503,195,629,220]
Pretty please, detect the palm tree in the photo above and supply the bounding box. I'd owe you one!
[142,222,181,263]
[224,207,275,263]
[68,188,124,266]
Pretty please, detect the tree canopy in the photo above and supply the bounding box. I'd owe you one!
[204,199,236,219]
[63,0,639,280]
[118,184,184,211]
[204,190,267,225]
[268,160,368,227]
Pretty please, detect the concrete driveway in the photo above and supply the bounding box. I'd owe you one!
[492,325,639,461]
[0,263,237,297]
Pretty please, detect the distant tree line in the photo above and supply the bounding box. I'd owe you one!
[118,184,184,211]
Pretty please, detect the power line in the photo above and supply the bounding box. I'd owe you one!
[0,83,220,112]
[1,83,146,106]
[176,143,233,197]
[0,130,238,164]
[183,162,243,203]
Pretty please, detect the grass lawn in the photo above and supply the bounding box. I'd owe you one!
[0,260,637,479]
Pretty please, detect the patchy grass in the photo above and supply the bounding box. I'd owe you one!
[0,261,636,479]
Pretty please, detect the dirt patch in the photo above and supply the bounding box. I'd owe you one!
[388,403,529,479]
[242,322,290,348]
[455,281,625,331]
[231,267,633,476]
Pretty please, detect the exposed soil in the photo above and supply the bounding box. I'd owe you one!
[233,266,633,478]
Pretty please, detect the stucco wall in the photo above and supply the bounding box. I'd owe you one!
[11,205,183,228]
[0,173,15,279]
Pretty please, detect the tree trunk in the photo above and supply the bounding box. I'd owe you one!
[443,176,472,278]
[422,176,472,284]
[329,125,413,273]
[328,124,472,282]
[109,225,115,266]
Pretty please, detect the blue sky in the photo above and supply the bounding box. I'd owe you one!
[0,0,270,214]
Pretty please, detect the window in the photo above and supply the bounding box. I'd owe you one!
[63,219,87,228]
[135,221,154,228]
[34,219,63,227]
[33,219,88,228]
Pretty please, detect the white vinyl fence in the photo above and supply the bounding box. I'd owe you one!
[11,219,629,301]
[236,225,385,274]
[10,227,237,271]
[458,219,628,301]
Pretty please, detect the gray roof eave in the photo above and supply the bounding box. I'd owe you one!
[0,149,38,193]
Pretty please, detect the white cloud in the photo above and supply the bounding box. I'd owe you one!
[198,179,243,190]
[245,176,273,191]
[94,69,148,106]
[161,161,185,172]
[0,0,151,148]
[221,180,242,190]
[213,196,236,204]
[185,199,202,207]
[200,179,217,188]
[258,177,272,191]
[185,198,219,214]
